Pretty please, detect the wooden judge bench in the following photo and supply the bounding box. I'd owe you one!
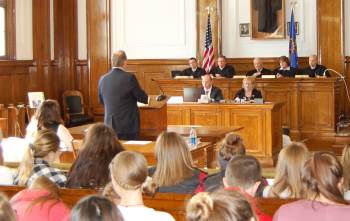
[156,77,343,149]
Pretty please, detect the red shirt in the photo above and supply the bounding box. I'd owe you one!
[225,186,272,221]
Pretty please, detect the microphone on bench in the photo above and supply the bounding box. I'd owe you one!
[151,78,167,101]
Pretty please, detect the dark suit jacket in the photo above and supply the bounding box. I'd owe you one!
[253,0,282,33]
[273,67,297,78]
[210,65,235,78]
[182,67,205,79]
[200,86,224,101]
[98,68,148,134]
[234,88,262,100]
[301,64,329,77]
[246,68,272,78]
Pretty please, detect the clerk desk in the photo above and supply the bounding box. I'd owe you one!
[167,102,283,165]
[157,78,342,145]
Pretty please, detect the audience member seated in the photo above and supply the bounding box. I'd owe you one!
[10,176,70,221]
[0,192,16,221]
[25,100,74,151]
[301,54,329,77]
[109,150,175,221]
[263,142,309,198]
[273,56,297,78]
[14,129,67,187]
[199,74,224,102]
[70,195,124,221]
[223,155,272,221]
[186,189,256,221]
[0,144,14,185]
[273,152,350,221]
[182,57,205,78]
[205,133,245,191]
[67,123,125,189]
[246,58,272,78]
[149,131,207,194]
[341,145,350,200]
[210,55,235,78]
[234,76,263,101]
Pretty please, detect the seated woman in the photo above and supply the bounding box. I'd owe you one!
[11,176,70,221]
[25,99,74,151]
[67,123,124,188]
[263,142,309,198]
[109,150,175,221]
[70,195,124,221]
[273,152,350,221]
[234,76,262,102]
[149,131,207,194]
[186,189,256,221]
[0,144,14,185]
[273,56,297,78]
[0,193,16,221]
[14,129,67,187]
[205,133,246,191]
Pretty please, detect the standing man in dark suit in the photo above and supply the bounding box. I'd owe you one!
[98,50,148,140]
[182,57,205,78]
[210,55,235,78]
[246,58,272,78]
[301,54,329,77]
[200,74,224,101]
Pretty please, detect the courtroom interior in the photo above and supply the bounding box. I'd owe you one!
[0,0,350,221]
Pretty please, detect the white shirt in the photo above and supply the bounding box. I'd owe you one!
[204,86,212,99]
[25,119,74,151]
[118,205,175,221]
[0,166,14,185]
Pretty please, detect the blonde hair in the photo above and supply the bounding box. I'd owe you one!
[341,145,350,190]
[152,131,194,187]
[186,190,256,221]
[110,151,148,190]
[16,129,60,186]
[242,76,256,87]
[269,142,310,198]
[0,192,16,221]
[219,133,245,160]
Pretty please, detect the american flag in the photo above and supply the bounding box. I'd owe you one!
[202,13,214,74]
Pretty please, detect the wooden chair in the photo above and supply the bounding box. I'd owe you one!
[62,90,93,127]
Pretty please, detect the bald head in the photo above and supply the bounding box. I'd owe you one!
[309,54,318,68]
[112,50,128,68]
[253,57,263,70]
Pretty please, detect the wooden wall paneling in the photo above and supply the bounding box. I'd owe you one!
[86,0,110,116]
[75,60,90,106]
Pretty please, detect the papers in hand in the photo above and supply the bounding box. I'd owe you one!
[123,140,151,145]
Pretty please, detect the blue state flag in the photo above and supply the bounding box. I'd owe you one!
[289,9,298,68]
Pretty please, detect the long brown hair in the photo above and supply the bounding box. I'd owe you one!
[34,99,63,130]
[0,192,16,221]
[269,142,310,198]
[186,189,256,221]
[219,132,246,161]
[16,129,60,186]
[152,131,194,187]
[302,151,348,205]
[67,123,124,188]
[341,145,350,190]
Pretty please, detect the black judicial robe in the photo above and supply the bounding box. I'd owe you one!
[246,68,272,78]
[210,65,235,78]
[182,67,205,79]
[301,64,329,77]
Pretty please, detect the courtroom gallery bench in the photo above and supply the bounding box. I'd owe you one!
[0,185,297,221]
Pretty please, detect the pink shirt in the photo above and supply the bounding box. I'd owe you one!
[11,189,70,221]
[273,199,350,221]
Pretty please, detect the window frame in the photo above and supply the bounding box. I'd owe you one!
[0,0,15,60]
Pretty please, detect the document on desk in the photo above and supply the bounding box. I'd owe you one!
[167,96,183,104]
[123,140,152,145]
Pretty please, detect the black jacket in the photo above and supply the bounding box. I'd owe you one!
[301,64,329,77]
[273,67,297,78]
[200,86,224,101]
[253,0,282,33]
[210,65,235,78]
[246,68,272,78]
[98,68,148,134]
[182,67,205,78]
[234,88,263,100]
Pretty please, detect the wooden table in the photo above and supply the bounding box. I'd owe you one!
[70,140,215,168]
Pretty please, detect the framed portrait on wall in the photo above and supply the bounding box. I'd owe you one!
[239,23,250,37]
[250,0,286,39]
